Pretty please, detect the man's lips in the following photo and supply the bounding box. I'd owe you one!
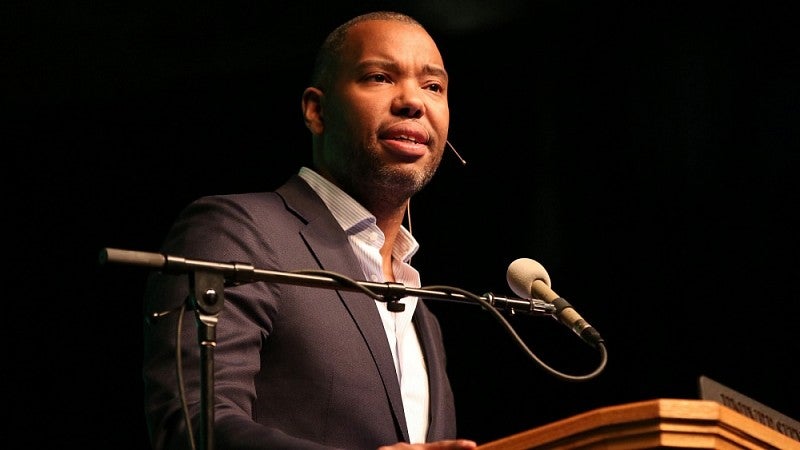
[380,123,430,158]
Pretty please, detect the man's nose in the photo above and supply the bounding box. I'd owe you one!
[391,82,425,118]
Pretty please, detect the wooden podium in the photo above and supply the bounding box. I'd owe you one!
[476,398,799,449]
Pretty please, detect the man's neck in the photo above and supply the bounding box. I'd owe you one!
[375,206,408,282]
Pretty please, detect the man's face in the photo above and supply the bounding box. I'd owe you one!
[315,19,450,209]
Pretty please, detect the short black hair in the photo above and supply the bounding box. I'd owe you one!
[309,11,424,89]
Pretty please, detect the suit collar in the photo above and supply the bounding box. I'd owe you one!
[276,174,412,442]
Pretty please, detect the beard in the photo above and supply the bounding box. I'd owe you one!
[332,140,442,213]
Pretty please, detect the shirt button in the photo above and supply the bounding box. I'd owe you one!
[370,274,380,282]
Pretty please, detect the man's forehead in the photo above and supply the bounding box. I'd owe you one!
[345,20,428,47]
[343,20,443,65]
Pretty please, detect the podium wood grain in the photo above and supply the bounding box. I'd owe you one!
[476,398,799,449]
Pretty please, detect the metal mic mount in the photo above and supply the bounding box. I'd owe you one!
[481,292,555,316]
[98,247,556,316]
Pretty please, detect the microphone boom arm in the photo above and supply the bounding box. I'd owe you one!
[99,247,555,316]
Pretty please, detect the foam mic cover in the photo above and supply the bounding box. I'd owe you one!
[506,258,555,301]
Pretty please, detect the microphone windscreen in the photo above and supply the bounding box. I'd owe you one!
[506,258,551,298]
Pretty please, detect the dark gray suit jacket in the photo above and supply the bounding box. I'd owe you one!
[143,175,457,450]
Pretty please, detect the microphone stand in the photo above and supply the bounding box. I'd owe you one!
[99,247,555,450]
[188,269,223,450]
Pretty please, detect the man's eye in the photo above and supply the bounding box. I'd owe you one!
[426,83,443,93]
[367,74,389,83]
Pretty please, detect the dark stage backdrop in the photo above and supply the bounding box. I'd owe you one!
[9,1,799,448]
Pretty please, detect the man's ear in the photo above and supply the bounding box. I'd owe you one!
[302,87,324,135]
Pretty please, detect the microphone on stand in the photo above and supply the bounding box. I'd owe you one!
[97,247,557,316]
[506,258,604,349]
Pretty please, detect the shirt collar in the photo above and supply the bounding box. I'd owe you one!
[298,167,419,263]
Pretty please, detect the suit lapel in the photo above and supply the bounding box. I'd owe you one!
[278,176,410,442]
[413,304,448,441]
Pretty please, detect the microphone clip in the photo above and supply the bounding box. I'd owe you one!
[482,292,556,316]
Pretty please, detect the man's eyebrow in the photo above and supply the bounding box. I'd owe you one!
[357,59,449,82]
[422,64,449,82]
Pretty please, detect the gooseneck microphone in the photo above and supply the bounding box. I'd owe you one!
[506,258,604,349]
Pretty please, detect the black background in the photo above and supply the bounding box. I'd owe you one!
[9,1,799,448]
